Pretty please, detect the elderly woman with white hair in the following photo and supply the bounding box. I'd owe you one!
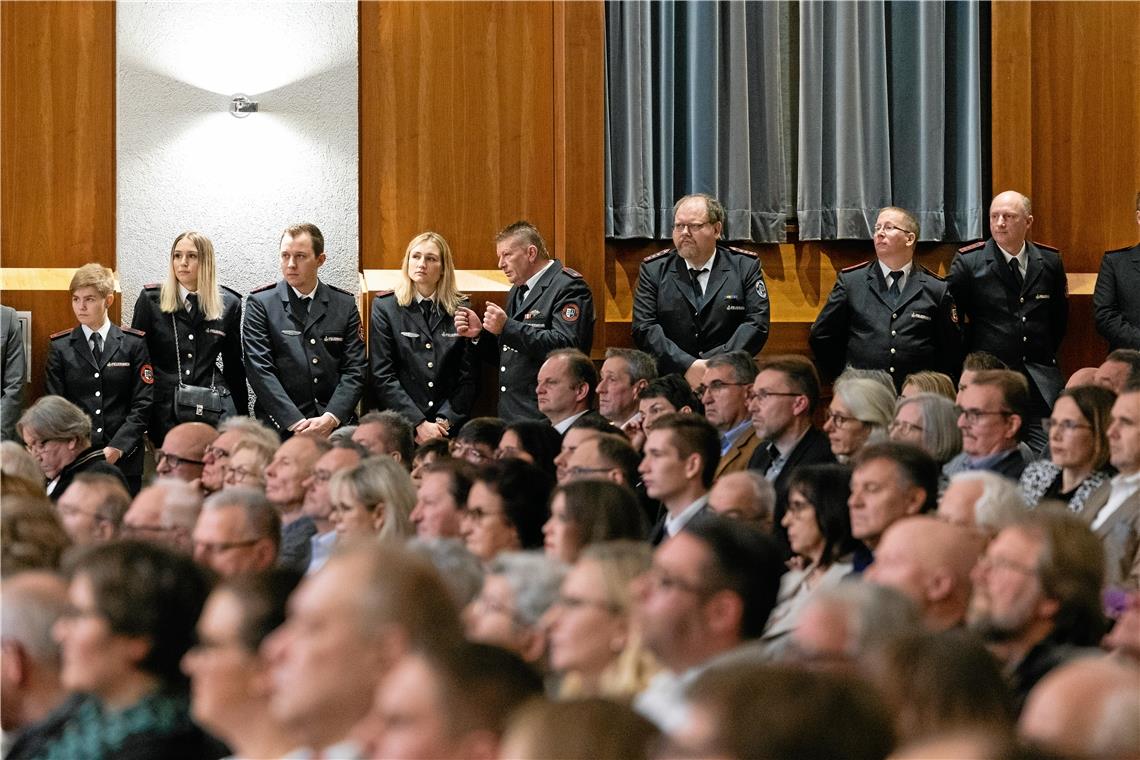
[823,377,895,462]
[465,551,566,667]
[16,396,126,501]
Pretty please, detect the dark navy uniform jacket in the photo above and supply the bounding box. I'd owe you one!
[1094,244,1140,350]
[131,284,246,445]
[810,260,963,390]
[632,244,770,375]
[369,292,478,429]
[45,324,153,480]
[243,280,366,431]
[949,239,1068,409]
[483,260,595,423]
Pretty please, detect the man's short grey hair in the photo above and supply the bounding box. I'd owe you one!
[487,551,567,628]
[603,348,658,385]
[16,396,90,443]
[894,393,963,464]
[218,416,281,449]
[730,470,775,519]
[202,486,282,546]
[151,477,204,531]
[406,537,485,609]
[328,426,359,446]
[807,583,921,658]
[950,470,1027,533]
[0,571,68,666]
[705,350,759,385]
[70,473,131,529]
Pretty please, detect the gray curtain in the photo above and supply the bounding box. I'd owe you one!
[605,1,790,242]
[797,0,983,241]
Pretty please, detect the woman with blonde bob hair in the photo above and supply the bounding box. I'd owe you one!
[369,231,478,445]
[327,455,415,544]
[131,231,245,446]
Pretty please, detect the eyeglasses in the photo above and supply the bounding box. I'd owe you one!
[223,465,263,483]
[451,443,490,463]
[672,222,711,234]
[746,389,801,403]
[192,538,260,554]
[889,420,924,436]
[203,445,231,462]
[1043,419,1092,434]
[642,566,709,597]
[24,437,68,453]
[697,380,751,396]
[954,406,1013,425]
[872,222,913,235]
[566,465,615,479]
[825,411,865,428]
[472,595,526,627]
[555,593,619,614]
[156,450,206,468]
[310,469,334,483]
[122,523,176,537]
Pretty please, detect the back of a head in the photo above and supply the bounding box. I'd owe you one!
[802,583,922,663]
[218,568,303,651]
[405,537,484,609]
[433,642,545,740]
[0,571,69,673]
[1,441,44,484]
[2,495,71,574]
[502,697,660,760]
[946,470,1027,534]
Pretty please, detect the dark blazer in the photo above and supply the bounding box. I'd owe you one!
[131,284,246,446]
[748,425,837,551]
[1077,481,1140,590]
[1093,244,1140,350]
[369,292,478,429]
[949,239,1068,408]
[485,260,595,423]
[648,502,709,546]
[46,446,129,502]
[1,304,25,440]
[633,245,770,375]
[46,325,153,481]
[810,261,963,390]
[243,280,367,431]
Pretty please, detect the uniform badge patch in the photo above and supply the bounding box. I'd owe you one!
[560,304,580,323]
[141,364,155,384]
[755,280,768,299]
[950,304,959,324]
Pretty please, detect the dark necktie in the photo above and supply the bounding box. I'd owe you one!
[689,268,708,309]
[887,270,903,305]
[515,284,529,312]
[1008,258,1024,291]
[419,299,433,321]
[295,295,311,321]
[91,332,103,364]
[186,292,198,318]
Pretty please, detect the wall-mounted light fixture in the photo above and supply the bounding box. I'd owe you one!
[230,93,259,118]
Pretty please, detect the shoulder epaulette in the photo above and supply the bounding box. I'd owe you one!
[50,328,72,340]
[250,282,276,294]
[327,283,355,296]
[726,245,758,259]
[562,266,584,279]
[644,248,673,263]
[220,284,242,298]
[121,326,146,337]
[1032,241,1059,253]
[841,261,872,273]
[919,265,946,281]
[374,289,395,298]
[958,240,985,254]
[142,282,161,290]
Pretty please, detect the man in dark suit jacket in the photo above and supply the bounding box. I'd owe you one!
[632,193,769,386]
[243,223,366,436]
[641,414,720,545]
[1,303,25,441]
[949,191,1068,451]
[810,206,962,391]
[454,221,595,423]
[1093,196,1140,350]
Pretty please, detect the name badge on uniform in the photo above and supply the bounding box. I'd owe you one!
[401,331,420,338]
[282,329,301,336]
[1035,294,1050,300]
[323,336,343,342]
[724,294,745,311]
[107,361,130,367]
[524,310,542,320]
[442,332,459,338]
[206,328,226,337]
[911,312,932,321]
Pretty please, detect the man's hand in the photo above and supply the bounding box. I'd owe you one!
[482,302,507,336]
[103,446,122,465]
[455,307,484,339]
[415,420,447,444]
[684,359,709,390]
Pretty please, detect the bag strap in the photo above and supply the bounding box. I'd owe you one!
[171,312,217,391]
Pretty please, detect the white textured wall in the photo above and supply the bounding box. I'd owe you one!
[117,1,359,324]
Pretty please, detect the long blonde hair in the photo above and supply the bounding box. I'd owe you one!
[394,232,465,314]
[160,231,223,320]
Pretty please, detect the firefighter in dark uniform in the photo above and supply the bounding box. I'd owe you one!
[454,221,594,423]
[369,231,478,443]
[131,231,246,446]
[949,190,1068,452]
[243,223,366,437]
[810,206,963,390]
[1094,195,1140,350]
[46,263,153,494]
[632,193,770,386]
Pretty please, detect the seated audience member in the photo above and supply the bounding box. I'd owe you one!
[1,572,70,746]
[411,458,477,539]
[182,569,303,759]
[265,433,330,573]
[410,437,450,487]
[466,551,565,665]
[900,370,957,400]
[786,582,921,669]
[939,470,1028,536]
[406,537,485,609]
[676,662,895,760]
[698,351,760,478]
[967,511,1107,711]
[870,630,1014,746]
[495,419,562,477]
[543,479,646,563]
[300,439,366,573]
[1020,384,1115,512]
[1077,384,1140,589]
[945,369,1032,479]
[123,477,202,553]
[956,350,1009,404]
[17,395,126,501]
[462,459,553,562]
[221,437,273,488]
[1,495,71,574]
[628,374,703,451]
[1067,366,1099,388]
[1019,656,1140,759]
[450,416,505,465]
[633,514,785,732]
[155,421,217,483]
[502,698,660,760]
[866,516,984,631]
[598,347,657,429]
[2,441,45,485]
[200,416,280,493]
[707,470,775,533]
[824,376,895,462]
[55,473,130,545]
[43,541,221,758]
[327,425,357,445]
[890,393,963,474]
[352,409,415,467]
[849,442,939,568]
[552,415,614,483]
[537,348,602,433]
[1095,348,1140,394]
[363,642,543,760]
[563,431,640,487]
[759,464,860,656]
[640,413,720,544]
[327,456,415,545]
[546,541,659,699]
[191,487,280,577]
[264,542,464,758]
